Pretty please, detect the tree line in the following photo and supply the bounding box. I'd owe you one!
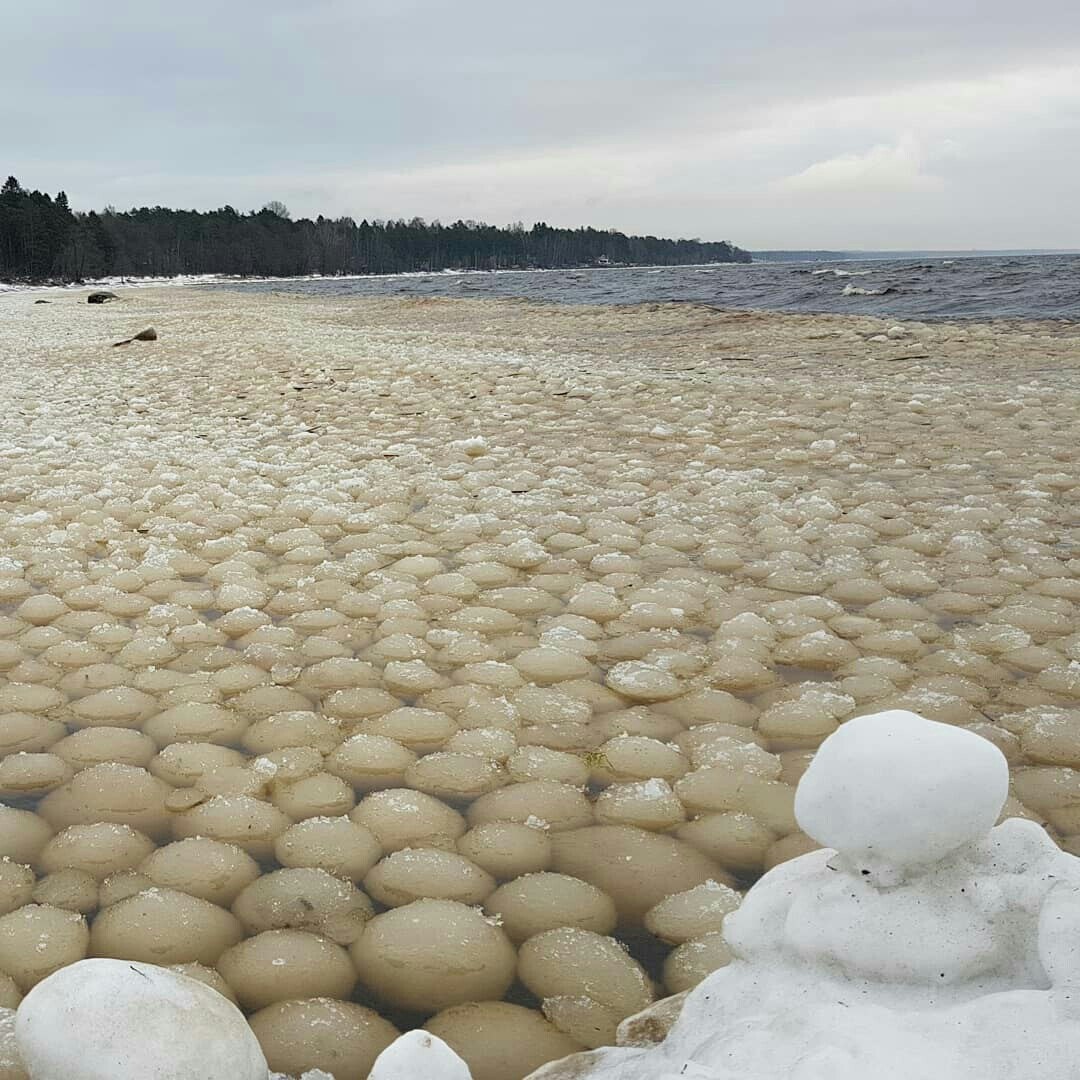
[0,174,750,284]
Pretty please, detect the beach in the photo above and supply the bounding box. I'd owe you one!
[0,286,1078,1077]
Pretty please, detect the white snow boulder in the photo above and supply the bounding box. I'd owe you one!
[368,1030,472,1079]
[794,708,1009,871]
[15,958,267,1080]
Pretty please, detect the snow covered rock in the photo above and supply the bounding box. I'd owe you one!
[526,709,1080,1080]
[15,959,267,1080]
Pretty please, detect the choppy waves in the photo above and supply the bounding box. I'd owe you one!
[222,253,1080,320]
[841,283,894,297]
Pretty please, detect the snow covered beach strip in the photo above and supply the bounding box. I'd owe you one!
[0,287,1077,1078]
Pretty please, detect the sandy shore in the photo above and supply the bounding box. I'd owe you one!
[0,286,1078,1074]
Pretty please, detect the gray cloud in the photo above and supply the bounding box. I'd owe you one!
[2,0,1078,248]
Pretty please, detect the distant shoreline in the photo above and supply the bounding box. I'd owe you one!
[752,249,1080,263]
[7,250,1079,292]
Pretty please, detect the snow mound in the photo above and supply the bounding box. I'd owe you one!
[526,709,1080,1080]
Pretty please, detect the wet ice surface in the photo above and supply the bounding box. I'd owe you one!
[0,287,1077,1079]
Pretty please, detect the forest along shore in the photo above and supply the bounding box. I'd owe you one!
[0,287,1077,1065]
[0,175,749,281]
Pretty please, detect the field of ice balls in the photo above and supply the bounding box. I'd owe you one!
[0,287,1077,1080]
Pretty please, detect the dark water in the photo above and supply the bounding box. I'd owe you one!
[225,253,1080,321]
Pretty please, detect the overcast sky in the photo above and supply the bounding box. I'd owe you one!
[3,0,1078,249]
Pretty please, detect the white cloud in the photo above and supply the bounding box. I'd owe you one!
[774,137,941,195]
[5,1,1077,251]
[285,64,1076,245]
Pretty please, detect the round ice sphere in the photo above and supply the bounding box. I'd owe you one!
[351,899,515,1013]
[425,1001,584,1080]
[248,998,398,1080]
[14,958,267,1080]
[794,709,1008,868]
[0,905,88,990]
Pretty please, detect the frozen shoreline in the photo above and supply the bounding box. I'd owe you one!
[0,288,1076,1080]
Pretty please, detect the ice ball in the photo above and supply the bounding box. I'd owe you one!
[425,1001,584,1080]
[248,997,398,1080]
[351,899,515,1013]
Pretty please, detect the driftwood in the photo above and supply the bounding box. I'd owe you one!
[112,327,158,347]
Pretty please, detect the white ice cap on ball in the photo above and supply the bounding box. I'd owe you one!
[14,958,267,1080]
[794,709,1009,869]
[369,1029,473,1079]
